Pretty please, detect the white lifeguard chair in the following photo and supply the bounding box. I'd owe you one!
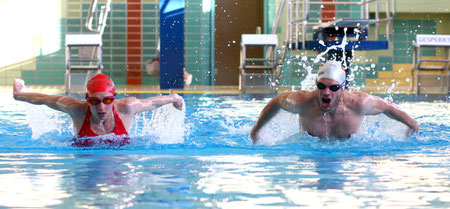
[65,34,103,94]
[239,34,278,93]
[413,34,450,94]
[65,0,111,94]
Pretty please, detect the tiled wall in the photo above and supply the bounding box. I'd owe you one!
[0,0,446,89]
[0,0,213,86]
[185,0,213,85]
[353,19,437,86]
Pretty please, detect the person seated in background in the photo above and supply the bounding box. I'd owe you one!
[250,60,419,143]
[146,58,193,87]
[146,38,193,86]
[13,73,184,146]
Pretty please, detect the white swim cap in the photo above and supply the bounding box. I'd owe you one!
[317,60,346,84]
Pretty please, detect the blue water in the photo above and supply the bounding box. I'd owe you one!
[0,93,449,208]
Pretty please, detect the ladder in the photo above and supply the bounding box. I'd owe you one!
[65,34,103,94]
[239,34,278,93]
[271,0,396,89]
[65,0,111,94]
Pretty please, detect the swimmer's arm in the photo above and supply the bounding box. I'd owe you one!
[13,79,83,113]
[251,92,306,142]
[119,93,183,115]
[14,92,83,113]
[360,94,419,135]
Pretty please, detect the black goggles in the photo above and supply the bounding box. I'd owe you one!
[316,82,342,92]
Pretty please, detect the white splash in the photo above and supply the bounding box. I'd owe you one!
[137,99,187,144]
[360,114,410,141]
[24,103,66,139]
[313,28,349,67]
[19,84,68,140]
[220,116,253,136]
[300,65,317,91]
[254,109,300,145]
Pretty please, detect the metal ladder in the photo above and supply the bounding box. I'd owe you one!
[270,0,396,88]
[65,0,111,94]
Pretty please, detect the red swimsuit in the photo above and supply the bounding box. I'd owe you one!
[73,106,130,147]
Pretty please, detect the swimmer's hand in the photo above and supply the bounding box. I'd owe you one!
[13,79,26,99]
[406,125,419,137]
[171,93,183,110]
[406,122,419,137]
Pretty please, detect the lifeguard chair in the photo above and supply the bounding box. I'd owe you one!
[65,34,103,94]
[239,34,278,93]
[65,0,111,94]
[412,34,450,94]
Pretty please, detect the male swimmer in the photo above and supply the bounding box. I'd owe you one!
[251,60,419,142]
[13,73,183,146]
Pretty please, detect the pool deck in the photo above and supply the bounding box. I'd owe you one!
[1,84,445,95]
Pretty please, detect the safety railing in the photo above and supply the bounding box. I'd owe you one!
[268,0,396,81]
[85,0,112,35]
[286,0,396,49]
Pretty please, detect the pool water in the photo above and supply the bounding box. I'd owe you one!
[0,93,449,208]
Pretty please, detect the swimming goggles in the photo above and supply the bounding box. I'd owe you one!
[87,96,115,105]
[316,82,342,92]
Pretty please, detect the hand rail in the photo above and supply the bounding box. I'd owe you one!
[271,0,287,34]
[85,0,112,35]
[270,0,397,84]
[265,0,287,67]
[287,0,396,44]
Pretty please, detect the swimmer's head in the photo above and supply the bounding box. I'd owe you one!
[86,73,115,96]
[317,60,346,85]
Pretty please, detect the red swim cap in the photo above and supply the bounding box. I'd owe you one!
[86,73,115,96]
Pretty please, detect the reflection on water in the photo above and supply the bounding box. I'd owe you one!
[0,148,449,208]
[0,153,70,208]
[0,153,196,208]
[193,153,450,208]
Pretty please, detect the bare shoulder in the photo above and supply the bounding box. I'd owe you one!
[57,96,87,116]
[344,91,372,111]
[346,91,372,102]
[283,90,315,104]
[276,90,315,114]
[345,91,390,114]
[115,97,139,114]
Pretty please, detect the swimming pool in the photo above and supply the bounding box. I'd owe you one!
[0,92,449,208]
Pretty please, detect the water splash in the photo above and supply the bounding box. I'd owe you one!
[313,27,349,67]
[255,109,413,146]
[300,65,316,91]
[385,83,396,101]
[254,109,300,145]
[19,83,70,140]
[24,103,69,139]
[219,116,253,136]
[133,99,187,144]
[294,27,353,91]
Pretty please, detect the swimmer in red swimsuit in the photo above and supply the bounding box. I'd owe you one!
[13,73,184,147]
